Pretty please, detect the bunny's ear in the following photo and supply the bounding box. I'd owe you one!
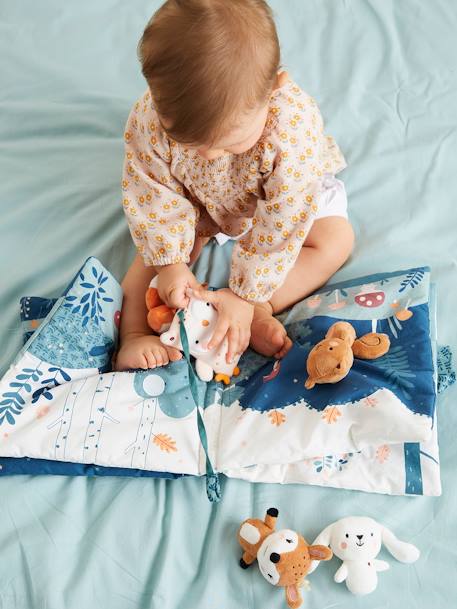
[307,523,334,574]
[381,527,420,563]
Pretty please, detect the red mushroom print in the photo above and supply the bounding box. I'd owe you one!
[114,310,121,329]
[354,284,385,309]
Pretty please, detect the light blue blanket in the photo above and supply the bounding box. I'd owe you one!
[1,1,457,608]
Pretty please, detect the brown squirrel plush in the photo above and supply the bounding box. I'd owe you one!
[238,508,332,609]
[305,321,390,389]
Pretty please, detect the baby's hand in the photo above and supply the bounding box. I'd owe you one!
[155,263,199,309]
[191,287,254,363]
[115,334,182,371]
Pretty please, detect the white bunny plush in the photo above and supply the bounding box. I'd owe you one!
[308,516,420,596]
[160,292,241,384]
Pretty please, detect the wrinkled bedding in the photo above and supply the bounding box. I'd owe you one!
[1,1,457,608]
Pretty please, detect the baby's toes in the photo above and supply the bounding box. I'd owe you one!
[275,335,293,359]
[144,351,157,369]
[158,346,170,366]
[165,346,182,362]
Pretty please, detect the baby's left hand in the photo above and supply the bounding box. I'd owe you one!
[190,287,254,363]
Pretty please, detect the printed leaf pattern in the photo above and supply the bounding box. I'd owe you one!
[376,346,415,400]
[376,445,390,464]
[153,433,177,453]
[321,406,342,424]
[364,396,378,408]
[268,410,286,426]
[313,452,356,473]
[63,266,113,327]
[0,366,43,426]
[0,364,73,426]
[399,269,425,293]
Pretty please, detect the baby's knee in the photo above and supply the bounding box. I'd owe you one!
[339,219,355,261]
[307,217,355,268]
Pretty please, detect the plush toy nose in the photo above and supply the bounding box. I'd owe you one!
[270,552,281,563]
[202,320,209,327]
[356,534,364,540]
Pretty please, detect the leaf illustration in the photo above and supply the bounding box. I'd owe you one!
[364,396,378,407]
[399,269,425,293]
[321,406,342,424]
[268,410,286,426]
[376,445,390,464]
[153,433,177,453]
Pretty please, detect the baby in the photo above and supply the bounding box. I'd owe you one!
[116,0,354,372]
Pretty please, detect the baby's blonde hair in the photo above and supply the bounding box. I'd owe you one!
[139,0,280,145]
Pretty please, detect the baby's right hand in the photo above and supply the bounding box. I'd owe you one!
[155,263,199,309]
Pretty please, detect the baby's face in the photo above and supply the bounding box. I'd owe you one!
[160,102,269,161]
[195,103,270,160]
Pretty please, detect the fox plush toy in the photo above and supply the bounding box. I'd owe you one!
[238,508,333,608]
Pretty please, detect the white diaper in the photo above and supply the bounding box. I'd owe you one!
[214,175,348,245]
[315,174,348,220]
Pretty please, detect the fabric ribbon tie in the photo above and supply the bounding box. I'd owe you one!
[178,309,221,503]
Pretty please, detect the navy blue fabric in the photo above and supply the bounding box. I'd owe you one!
[0,456,182,478]
[233,304,436,417]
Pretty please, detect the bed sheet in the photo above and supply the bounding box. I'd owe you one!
[1,1,456,608]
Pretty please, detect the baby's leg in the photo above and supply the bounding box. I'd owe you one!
[250,217,354,358]
[115,237,209,370]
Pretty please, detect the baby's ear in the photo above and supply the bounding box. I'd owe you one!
[308,544,333,562]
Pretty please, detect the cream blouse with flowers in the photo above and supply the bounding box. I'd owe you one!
[122,79,346,302]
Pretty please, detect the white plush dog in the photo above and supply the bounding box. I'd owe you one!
[308,516,420,596]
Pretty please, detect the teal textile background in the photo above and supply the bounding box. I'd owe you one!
[1,2,456,607]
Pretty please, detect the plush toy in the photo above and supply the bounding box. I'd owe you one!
[160,290,241,384]
[238,508,333,609]
[305,321,390,389]
[145,276,175,334]
[308,516,420,596]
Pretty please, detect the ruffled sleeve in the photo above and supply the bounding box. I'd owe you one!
[122,91,197,266]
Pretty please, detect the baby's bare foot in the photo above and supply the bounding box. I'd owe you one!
[115,334,182,371]
[249,303,293,358]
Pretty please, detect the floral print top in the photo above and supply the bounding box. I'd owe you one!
[122,78,346,302]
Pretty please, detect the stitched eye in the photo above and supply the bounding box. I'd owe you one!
[286,538,293,543]
[195,340,199,344]
[206,303,210,306]
[169,337,175,341]
[329,347,333,351]
[371,533,374,537]
[345,534,349,539]
[268,574,273,579]
[336,363,341,369]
